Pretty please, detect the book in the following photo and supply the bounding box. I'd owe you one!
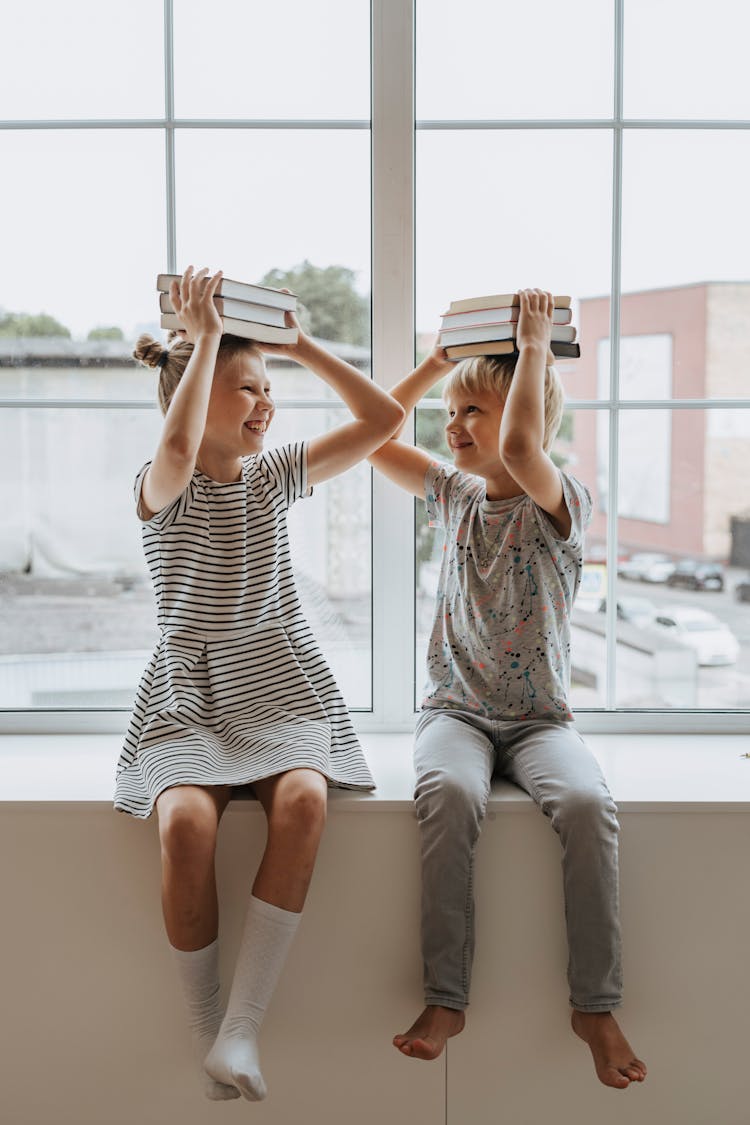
[444,340,581,360]
[159,291,288,328]
[439,323,577,348]
[448,293,571,314]
[160,312,298,345]
[156,273,297,312]
[440,306,572,330]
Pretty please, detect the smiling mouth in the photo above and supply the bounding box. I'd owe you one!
[244,421,267,433]
[451,441,473,449]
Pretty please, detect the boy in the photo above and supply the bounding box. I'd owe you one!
[369,289,646,1090]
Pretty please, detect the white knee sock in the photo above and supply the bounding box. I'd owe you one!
[204,895,301,1101]
[171,939,240,1101]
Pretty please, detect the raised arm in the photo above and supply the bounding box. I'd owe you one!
[498,288,570,537]
[262,311,405,487]
[140,267,223,518]
[367,343,454,498]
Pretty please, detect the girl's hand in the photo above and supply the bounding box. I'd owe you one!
[257,291,310,358]
[169,266,224,343]
[516,288,554,358]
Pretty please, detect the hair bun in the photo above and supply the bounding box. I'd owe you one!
[133,333,167,369]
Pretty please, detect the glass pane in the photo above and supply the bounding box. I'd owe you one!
[174,130,370,398]
[417,130,612,399]
[417,0,614,120]
[0,131,166,371]
[0,0,163,119]
[621,132,750,399]
[0,408,372,710]
[174,0,370,119]
[615,409,750,709]
[414,405,607,711]
[624,0,750,119]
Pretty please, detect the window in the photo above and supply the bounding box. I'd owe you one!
[1,1,748,731]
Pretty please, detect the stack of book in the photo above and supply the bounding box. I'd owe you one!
[157,273,299,345]
[439,293,580,360]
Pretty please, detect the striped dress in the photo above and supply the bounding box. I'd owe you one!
[114,441,374,819]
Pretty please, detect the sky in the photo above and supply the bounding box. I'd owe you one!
[1,0,749,340]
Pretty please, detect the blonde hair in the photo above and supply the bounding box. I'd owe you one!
[133,332,265,416]
[442,355,565,453]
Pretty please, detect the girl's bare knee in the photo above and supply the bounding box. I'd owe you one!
[157,786,221,862]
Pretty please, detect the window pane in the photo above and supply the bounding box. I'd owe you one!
[174,130,371,398]
[624,0,750,119]
[612,409,750,708]
[621,132,750,401]
[0,408,371,710]
[0,131,166,363]
[174,0,370,119]
[414,405,608,711]
[417,130,612,399]
[417,0,614,120]
[0,0,163,119]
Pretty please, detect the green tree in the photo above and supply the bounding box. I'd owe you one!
[0,311,70,338]
[259,261,369,346]
[87,326,124,341]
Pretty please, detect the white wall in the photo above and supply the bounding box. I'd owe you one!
[2,783,749,1124]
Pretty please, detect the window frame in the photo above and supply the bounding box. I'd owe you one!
[1,0,749,735]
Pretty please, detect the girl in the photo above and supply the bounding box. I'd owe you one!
[114,266,404,1101]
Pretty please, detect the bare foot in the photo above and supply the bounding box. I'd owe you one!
[393,1005,466,1060]
[571,1010,647,1089]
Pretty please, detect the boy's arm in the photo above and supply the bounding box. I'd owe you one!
[262,311,405,487]
[498,288,571,538]
[367,345,454,498]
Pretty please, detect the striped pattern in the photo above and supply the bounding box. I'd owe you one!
[114,442,373,819]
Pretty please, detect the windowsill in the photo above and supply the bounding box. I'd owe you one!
[2,732,749,812]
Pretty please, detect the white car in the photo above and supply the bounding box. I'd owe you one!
[618,553,675,583]
[653,606,740,666]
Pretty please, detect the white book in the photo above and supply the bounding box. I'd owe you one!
[160,313,298,345]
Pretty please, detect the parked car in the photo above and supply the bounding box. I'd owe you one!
[735,575,750,603]
[653,606,739,666]
[617,553,675,583]
[598,596,659,629]
[666,559,725,592]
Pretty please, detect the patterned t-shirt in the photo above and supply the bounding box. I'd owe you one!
[422,461,592,721]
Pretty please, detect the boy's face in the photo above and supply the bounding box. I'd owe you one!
[444,387,505,475]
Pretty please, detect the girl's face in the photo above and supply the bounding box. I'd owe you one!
[203,352,275,456]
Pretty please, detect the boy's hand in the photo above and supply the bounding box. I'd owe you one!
[169,266,223,343]
[516,288,554,360]
[426,335,454,374]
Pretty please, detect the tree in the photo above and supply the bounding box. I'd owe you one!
[259,261,369,346]
[87,326,124,341]
[0,311,70,338]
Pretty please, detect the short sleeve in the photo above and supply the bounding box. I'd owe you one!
[534,470,592,548]
[134,462,195,532]
[424,460,461,530]
[255,441,312,509]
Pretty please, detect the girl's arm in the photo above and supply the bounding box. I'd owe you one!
[263,314,405,487]
[366,343,453,498]
[140,267,223,518]
[498,288,570,536]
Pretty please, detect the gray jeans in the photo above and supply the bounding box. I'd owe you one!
[414,707,623,1013]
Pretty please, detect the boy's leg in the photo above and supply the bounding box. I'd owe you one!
[394,708,493,1059]
[503,722,646,1087]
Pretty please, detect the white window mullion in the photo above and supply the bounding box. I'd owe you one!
[364,0,416,731]
[604,0,625,710]
[164,0,176,272]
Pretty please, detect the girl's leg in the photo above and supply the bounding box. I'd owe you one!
[205,768,327,1101]
[156,783,238,1100]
